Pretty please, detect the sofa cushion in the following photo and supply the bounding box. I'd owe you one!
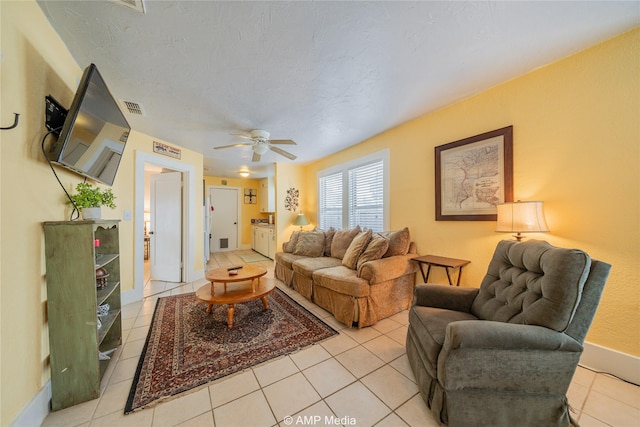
[471,240,591,331]
[283,231,301,253]
[378,227,411,257]
[293,231,325,257]
[342,229,372,269]
[331,226,361,260]
[409,305,478,375]
[292,257,342,279]
[323,227,336,257]
[356,234,390,274]
[312,266,370,298]
[275,252,308,270]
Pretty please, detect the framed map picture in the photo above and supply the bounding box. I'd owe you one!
[435,126,513,221]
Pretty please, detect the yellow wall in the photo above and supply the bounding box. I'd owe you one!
[304,28,640,357]
[204,176,265,246]
[0,2,203,423]
[275,163,310,249]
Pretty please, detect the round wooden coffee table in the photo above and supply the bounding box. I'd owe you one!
[197,264,272,327]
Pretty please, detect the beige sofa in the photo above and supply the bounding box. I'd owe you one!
[275,226,419,328]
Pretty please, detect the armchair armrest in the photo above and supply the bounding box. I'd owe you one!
[413,283,478,313]
[438,320,583,392]
[444,320,583,352]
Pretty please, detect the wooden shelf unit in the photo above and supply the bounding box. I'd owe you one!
[43,220,122,410]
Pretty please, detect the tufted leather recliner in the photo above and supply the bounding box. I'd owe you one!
[406,240,611,427]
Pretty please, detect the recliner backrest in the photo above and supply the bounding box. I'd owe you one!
[471,240,591,332]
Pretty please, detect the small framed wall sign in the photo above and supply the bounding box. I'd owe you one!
[244,188,257,204]
[435,126,513,221]
[153,141,181,159]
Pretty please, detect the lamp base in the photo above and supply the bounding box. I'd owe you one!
[513,233,526,242]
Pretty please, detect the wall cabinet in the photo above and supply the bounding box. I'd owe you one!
[43,220,122,411]
[259,177,275,213]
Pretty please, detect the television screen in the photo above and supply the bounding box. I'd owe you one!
[48,64,130,186]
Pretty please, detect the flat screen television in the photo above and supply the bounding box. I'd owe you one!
[48,63,130,186]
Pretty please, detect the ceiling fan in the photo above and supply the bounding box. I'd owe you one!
[214,129,297,162]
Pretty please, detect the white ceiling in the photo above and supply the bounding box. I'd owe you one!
[37,1,639,178]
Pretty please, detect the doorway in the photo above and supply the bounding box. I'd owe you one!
[148,170,183,282]
[130,151,198,306]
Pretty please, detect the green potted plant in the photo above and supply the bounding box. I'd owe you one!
[68,182,116,220]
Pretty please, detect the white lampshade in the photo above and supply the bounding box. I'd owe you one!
[496,201,549,241]
[293,213,310,229]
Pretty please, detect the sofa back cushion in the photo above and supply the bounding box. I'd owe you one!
[342,229,373,269]
[283,231,301,253]
[331,226,361,259]
[378,227,411,257]
[471,240,591,332]
[293,231,326,257]
[323,227,336,257]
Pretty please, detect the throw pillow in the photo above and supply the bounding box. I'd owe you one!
[292,231,325,257]
[356,234,390,274]
[342,229,373,269]
[330,226,361,260]
[380,227,411,257]
[283,231,301,253]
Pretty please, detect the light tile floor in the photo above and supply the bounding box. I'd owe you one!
[42,250,640,427]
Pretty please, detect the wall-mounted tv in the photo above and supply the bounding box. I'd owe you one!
[48,63,130,186]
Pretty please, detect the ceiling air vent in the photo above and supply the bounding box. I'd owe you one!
[120,100,146,116]
[113,0,145,14]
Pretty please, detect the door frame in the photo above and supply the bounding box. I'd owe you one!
[208,185,242,252]
[126,151,198,305]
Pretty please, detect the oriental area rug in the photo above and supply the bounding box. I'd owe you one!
[125,287,338,413]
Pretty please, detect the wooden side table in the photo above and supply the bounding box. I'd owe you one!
[412,255,471,286]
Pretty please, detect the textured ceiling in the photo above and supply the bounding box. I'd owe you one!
[36,1,639,178]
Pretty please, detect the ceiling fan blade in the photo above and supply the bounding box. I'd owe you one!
[252,151,261,162]
[213,143,252,150]
[269,145,297,160]
[269,139,296,145]
[230,133,253,140]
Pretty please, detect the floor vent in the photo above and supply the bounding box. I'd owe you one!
[120,100,146,116]
[113,0,145,14]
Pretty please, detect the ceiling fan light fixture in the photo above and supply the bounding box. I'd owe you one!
[253,144,269,155]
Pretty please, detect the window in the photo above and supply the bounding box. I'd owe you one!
[318,150,389,232]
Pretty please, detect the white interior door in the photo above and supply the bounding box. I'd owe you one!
[150,171,182,282]
[209,187,239,252]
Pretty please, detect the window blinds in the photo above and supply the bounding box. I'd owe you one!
[319,171,343,230]
[348,160,384,231]
[319,159,384,232]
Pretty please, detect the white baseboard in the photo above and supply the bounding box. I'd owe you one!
[580,341,640,385]
[10,381,50,427]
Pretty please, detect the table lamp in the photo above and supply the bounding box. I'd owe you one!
[496,200,549,241]
[293,212,310,230]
